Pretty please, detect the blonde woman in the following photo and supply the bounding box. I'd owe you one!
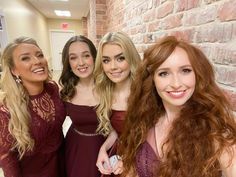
[94,31,141,176]
[0,37,66,177]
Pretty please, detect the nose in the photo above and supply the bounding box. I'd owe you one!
[78,57,85,66]
[170,74,182,89]
[32,56,41,64]
[110,60,117,70]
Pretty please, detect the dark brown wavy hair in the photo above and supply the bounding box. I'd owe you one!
[59,35,97,101]
[119,36,236,177]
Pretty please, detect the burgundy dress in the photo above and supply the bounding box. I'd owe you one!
[135,128,160,177]
[64,102,105,177]
[103,110,126,177]
[0,82,66,177]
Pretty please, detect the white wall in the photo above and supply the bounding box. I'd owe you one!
[0,0,50,59]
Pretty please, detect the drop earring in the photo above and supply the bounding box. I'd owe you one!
[15,75,22,84]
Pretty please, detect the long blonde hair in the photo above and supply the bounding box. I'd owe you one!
[0,37,48,158]
[94,31,141,136]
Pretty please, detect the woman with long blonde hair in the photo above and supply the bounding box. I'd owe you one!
[94,31,141,176]
[119,36,236,177]
[0,37,66,177]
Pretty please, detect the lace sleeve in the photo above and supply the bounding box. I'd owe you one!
[0,106,22,177]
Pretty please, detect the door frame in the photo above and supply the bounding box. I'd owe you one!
[49,29,75,72]
[0,9,8,52]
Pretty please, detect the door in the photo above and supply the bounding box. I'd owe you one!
[0,10,8,77]
[0,10,8,55]
[50,30,75,74]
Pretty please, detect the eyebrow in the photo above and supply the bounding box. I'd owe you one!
[157,65,192,71]
[102,52,124,59]
[69,51,90,56]
[19,51,42,57]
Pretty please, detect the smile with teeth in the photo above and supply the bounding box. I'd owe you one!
[167,90,186,98]
[32,67,45,73]
[110,72,122,77]
[78,67,88,72]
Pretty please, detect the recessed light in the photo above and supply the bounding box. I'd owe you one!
[54,10,71,17]
[49,0,69,2]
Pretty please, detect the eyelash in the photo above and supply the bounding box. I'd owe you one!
[182,68,192,73]
[157,68,192,77]
[102,59,109,64]
[117,56,125,62]
[158,71,168,77]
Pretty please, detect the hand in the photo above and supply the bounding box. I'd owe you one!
[96,146,112,174]
[112,159,123,175]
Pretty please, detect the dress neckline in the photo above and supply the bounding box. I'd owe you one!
[65,101,97,108]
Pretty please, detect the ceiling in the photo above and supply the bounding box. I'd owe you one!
[26,0,90,20]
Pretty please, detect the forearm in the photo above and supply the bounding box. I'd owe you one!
[101,130,118,151]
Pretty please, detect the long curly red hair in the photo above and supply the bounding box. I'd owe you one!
[119,36,236,177]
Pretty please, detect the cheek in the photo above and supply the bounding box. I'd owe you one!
[87,58,94,65]
[185,74,196,88]
[102,64,109,73]
[154,76,168,91]
[69,60,76,68]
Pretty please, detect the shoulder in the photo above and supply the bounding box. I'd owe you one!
[219,144,236,177]
[0,104,9,116]
[0,105,10,127]
[45,81,59,94]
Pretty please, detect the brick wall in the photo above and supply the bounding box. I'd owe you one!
[88,0,236,110]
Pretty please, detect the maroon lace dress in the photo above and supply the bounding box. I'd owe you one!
[135,127,160,177]
[0,82,66,177]
[64,102,105,177]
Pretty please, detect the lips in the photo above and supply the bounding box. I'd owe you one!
[167,90,186,99]
[32,67,45,73]
[110,72,122,77]
[77,67,88,72]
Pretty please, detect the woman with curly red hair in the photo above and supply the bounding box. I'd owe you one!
[119,36,236,177]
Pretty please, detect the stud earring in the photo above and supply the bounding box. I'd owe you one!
[15,75,22,84]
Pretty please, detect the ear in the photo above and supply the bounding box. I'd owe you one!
[10,67,19,77]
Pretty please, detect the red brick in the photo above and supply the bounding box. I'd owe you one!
[162,14,183,29]
[183,5,217,26]
[195,23,233,43]
[215,65,236,88]
[223,89,236,111]
[168,28,195,42]
[211,43,236,65]
[147,21,161,32]
[218,0,236,22]
[175,0,200,12]
[143,8,156,22]
[156,1,174,19]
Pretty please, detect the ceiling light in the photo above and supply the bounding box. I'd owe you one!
[54,10,71,17]
[49,0,69,2]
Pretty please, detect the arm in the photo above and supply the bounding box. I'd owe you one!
[0,108,22,177]
[96,130,118,174]
[219,145,236,177]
